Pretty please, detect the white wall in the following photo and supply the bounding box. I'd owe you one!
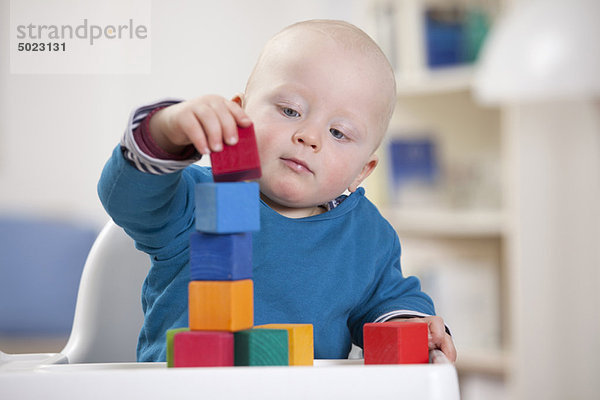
[0,0,368,228]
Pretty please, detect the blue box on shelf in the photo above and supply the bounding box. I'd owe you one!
[425,8,464,68]
[389,138,438,188]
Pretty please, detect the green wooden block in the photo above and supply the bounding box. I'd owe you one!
[166,327,190,367]
[234,328,288,366]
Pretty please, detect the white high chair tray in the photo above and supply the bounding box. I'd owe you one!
[1,359,459,399]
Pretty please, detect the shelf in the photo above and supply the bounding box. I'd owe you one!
[456,348,510,377]
[395,65,475,96]
[381,208,505,237]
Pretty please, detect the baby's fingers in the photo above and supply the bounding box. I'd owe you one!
[189,97,252,153]
[209,99,247,147]
[173,110,210,155]
[425,316,457,362]
[440,336,457,362]
[427,316,446,349]
[226,98,252,129]
[193,104,227,153]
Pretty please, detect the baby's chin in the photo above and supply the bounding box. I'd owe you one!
[259,179,305,203]
[264,177,342,200]
[259,190,328,217]
[260,191,317,210]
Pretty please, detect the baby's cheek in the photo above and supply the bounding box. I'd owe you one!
[322,168,355,194]
[331,156,365,185]
[254,129,278,161]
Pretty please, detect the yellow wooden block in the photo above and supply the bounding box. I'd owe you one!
[189,280,253,332]
[255,323,314,365]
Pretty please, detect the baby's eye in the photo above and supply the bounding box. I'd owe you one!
[330,128,345,140]
[282,107,300,118]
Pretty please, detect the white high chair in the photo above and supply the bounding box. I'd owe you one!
[1,221,460,400]
[0,221,150,369]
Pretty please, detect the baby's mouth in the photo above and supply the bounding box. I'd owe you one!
[280,157,313,174]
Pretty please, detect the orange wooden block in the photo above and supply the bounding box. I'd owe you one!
[256,323,314,366]
[189,280,253,332]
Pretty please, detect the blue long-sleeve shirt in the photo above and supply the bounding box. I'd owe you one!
[98,145,435,361]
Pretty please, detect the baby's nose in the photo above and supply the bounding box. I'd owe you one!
[293,129,321,152]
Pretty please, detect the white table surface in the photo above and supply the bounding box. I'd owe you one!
[0,358,459,400]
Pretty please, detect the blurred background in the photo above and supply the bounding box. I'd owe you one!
[1,0,598,399]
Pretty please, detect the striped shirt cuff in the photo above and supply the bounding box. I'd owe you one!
[374,310,432,323]
[375,310,452,336]
[120,99,202,175]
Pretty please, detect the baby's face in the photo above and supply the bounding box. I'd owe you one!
[243,29,392,217]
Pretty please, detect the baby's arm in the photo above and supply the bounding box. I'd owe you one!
[347,227,456,363]
[99,96,252,245]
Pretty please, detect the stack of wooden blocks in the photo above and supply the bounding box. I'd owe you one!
[166,125,314,368]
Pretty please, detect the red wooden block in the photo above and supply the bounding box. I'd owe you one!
[210,124,261,182]
[363,321,429,365]
[173,331,234,367]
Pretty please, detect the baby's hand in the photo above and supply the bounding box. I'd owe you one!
[148,95,252,155]
[420,315,456,363]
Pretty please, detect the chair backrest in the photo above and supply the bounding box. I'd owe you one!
[0,216,97,336]
[60,221,150,363]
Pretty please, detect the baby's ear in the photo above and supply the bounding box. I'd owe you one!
[231,93,244,107]
[348,155,379,193]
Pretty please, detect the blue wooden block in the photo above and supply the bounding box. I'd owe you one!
[194,182,260,233]
[190,232,253,281]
